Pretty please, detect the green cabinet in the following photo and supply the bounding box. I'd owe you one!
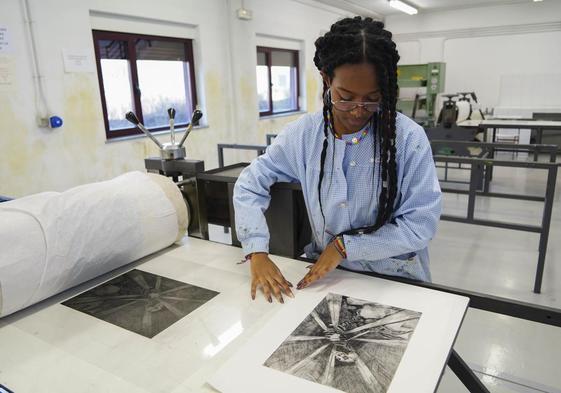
[397,62,446,124]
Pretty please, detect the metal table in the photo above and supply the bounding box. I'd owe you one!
[458,119,561,149]
[195,163,311,259]
[204,149,558,293]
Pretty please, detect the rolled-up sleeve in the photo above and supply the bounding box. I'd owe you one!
[343,129,442,262]
[233,126,302,256]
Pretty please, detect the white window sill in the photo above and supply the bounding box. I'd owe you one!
[105,125,209,144]
[259,110,307,120]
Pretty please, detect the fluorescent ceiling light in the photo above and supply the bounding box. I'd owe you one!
[389,0,418,15]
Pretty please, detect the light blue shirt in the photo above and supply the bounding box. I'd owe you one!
[233,111,442,281]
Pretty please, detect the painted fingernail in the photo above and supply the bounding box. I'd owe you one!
[268,297,272,303]
[280,298,284,304]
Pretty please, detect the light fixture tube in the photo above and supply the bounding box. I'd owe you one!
[389,0,418,15]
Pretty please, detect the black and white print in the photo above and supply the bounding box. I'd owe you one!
[63,269,219,338]
[264,293,421,393]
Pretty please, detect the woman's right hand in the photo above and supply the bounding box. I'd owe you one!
[249,253,294,303]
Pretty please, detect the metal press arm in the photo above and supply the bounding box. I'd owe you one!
[125,111,164,149]
[168,108,176,145]
[179,109,203,148]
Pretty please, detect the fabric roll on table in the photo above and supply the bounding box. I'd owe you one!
[0,171,188,318]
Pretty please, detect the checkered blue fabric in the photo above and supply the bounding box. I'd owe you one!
[233,111,442,281]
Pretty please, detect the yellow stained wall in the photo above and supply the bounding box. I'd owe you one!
[0,70,233,197]
[0,0,340,197]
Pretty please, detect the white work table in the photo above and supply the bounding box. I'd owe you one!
[458,119,561,128]
[458,119,561,145]
[0,238,468,393]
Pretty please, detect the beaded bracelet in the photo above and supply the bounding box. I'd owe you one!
[333,236,347,259]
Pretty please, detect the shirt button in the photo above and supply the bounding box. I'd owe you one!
[339,202,346,208]
[350,161,356,167]
[370,158,375,163]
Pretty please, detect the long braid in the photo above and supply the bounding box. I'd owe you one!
[375,100,390,229]
[375,62,395,227]
[385,47,400,223]
[314,16,400,234]
[317,84,330,225]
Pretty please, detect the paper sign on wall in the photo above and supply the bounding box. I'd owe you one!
[0,55,15,90]
[0,26,10,53]
[62,49,95,73]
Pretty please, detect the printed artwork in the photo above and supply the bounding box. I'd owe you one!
[264,293,421,393]
[63,269,218,338]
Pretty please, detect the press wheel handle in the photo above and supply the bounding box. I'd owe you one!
[192,109,203,124]
[125,111,164,149]
[178,109,203,147]
[168,108,176,119]
[125,111,140,125]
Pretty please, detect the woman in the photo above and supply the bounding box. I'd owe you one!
[233,16,442,303]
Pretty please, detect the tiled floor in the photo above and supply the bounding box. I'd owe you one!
[432,154,561,392]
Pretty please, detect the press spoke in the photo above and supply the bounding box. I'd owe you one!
[354,350,383,393]
[141,304,152,336]
[287,343,331,374]
[345,315,419,335]
[130,271,150,290]
[320,346,337,385]
[327,294,342,328]
[67,294,142,304]
[158,299,185,317]
[160,285,194,295]
[286,336,327,342]
[311,311,329,332]
[351,338,405,347]
[160,296,191,302]
[97,299,144,317]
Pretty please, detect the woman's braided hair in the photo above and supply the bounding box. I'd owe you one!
[313,16,400,234]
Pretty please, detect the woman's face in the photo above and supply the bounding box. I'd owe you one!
[327,62,381,134]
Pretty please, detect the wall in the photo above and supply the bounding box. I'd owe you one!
[221,0,348,164]
[0,0,346,197]
[385,1,561,111]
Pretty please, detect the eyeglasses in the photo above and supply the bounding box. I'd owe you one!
[331,99,380,112]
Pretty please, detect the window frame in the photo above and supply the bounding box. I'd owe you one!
[256,46,300,117]
[92,30,198,139]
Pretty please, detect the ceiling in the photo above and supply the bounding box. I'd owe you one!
[312,0,535,19]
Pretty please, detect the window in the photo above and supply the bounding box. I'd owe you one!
[92,30,197,139]
[256,46,299,116]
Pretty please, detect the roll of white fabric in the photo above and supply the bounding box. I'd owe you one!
[456,100,471,123]
[0,171,188,318]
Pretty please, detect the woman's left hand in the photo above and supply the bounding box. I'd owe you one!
[297,241,343,290]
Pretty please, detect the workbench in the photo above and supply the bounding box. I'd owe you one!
[458,119,561,149]
[0,238,468,393]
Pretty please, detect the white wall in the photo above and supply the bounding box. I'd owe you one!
[386,1,561,110]
[0,0,346,197]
